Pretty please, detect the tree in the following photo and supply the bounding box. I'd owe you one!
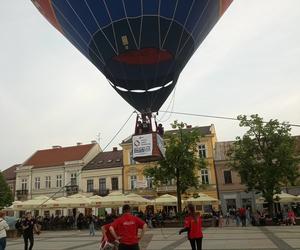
[144,121,206,212]
[0,171,13,209]
[228,114,299,215]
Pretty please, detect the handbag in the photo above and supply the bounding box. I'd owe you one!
[99,240,115,250]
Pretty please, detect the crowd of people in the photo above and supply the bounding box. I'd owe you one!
[0,204,299,250]
[215,206,298,227]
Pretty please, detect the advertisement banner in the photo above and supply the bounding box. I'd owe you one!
[132,134,153,158]
[156,134,166,157]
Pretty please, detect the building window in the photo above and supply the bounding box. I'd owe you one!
[21,179,27,190]
[111,177,119,191]
[56,175,62,188]
[146,176,153,189]
[201,169,209,184]
[45,176,51,188]
[70,173,77,186]
[198,144,207,158]
[130,175,137,190]
[130,151,136,165]
[9,184,14,193]
[224,170,232,184]
[99,178,106,192]
[34,177,40,190]
[87,180,94,193]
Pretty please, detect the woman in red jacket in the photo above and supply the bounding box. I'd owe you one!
[179,204,203,250]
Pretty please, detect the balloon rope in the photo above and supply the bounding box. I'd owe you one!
[33,111,136,210]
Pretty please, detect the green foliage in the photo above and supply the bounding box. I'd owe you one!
[0,171,13,209]
[228,114,299,207]
[144,121,206,211]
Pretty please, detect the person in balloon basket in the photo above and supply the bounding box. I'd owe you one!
[179,204,203,250]
[0,211,9,250]
[109,205,147,250]
[22,212,40,250]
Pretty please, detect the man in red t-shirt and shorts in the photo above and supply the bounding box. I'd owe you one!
[110,205,147,250]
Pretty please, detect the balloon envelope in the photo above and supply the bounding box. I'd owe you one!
[32,0,232,112]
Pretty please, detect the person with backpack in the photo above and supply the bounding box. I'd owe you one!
[0,211,9,250]
[179,204,203,250]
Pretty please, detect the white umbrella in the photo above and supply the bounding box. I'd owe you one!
[55,194,91,208]
[186,193,219,205]
[154,194,178,206]
[255,197,267,205]
[89,195,104,207]
[14,196,59,210]
[12,201,24,211]
[100,192,136,207]
[273,192,297,203]
[126,193,154,205]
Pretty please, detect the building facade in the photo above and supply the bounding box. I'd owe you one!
[2,164,19,199]
[120,124,219,202]
[81,147,123,196]
[214,141,257,213]
[15,143,101,201]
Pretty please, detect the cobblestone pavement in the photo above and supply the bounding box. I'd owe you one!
[6,226,300,250]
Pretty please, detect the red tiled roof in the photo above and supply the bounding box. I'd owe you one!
[2,164,19,180]
[23,144,96,169]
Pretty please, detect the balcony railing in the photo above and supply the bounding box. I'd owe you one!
[16,189,28,200]
[65,185,78,196]
[93,189,109,197]
[157,185,177,193]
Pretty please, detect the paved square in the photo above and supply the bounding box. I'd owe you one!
[6,226,300,250]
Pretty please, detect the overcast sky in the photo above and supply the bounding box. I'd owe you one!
[1,0,300,170]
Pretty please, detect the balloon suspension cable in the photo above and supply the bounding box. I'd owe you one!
[34,111,136,210]
[159,111,300,128]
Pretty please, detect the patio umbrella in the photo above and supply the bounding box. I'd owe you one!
[14,196,59,210]
[126,193,154,206]
[100,192,136,208]
[12,201,24,211]
[273,192,298,203]
[89,195,105,207]
[55,194,91,208]
[186,193,219,205]
[154,194,178,206]
[255,197,267,205]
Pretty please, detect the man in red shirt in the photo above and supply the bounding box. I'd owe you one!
[109,205,147,250]
[239,207,246,227]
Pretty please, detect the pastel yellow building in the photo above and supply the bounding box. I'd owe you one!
[120,124,219,206]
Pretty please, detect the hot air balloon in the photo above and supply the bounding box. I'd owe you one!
[31,0,232,162]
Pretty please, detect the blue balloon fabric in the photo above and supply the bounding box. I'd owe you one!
[32,0,232,112]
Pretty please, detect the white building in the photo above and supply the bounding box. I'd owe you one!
[15,143,101,202]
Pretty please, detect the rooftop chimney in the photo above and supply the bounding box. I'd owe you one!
[113,147,118,151]
[76,142,82,146]
[91,140,97,144]
[52,145,61,149]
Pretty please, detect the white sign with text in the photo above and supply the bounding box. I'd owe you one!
[132,134,153,158]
